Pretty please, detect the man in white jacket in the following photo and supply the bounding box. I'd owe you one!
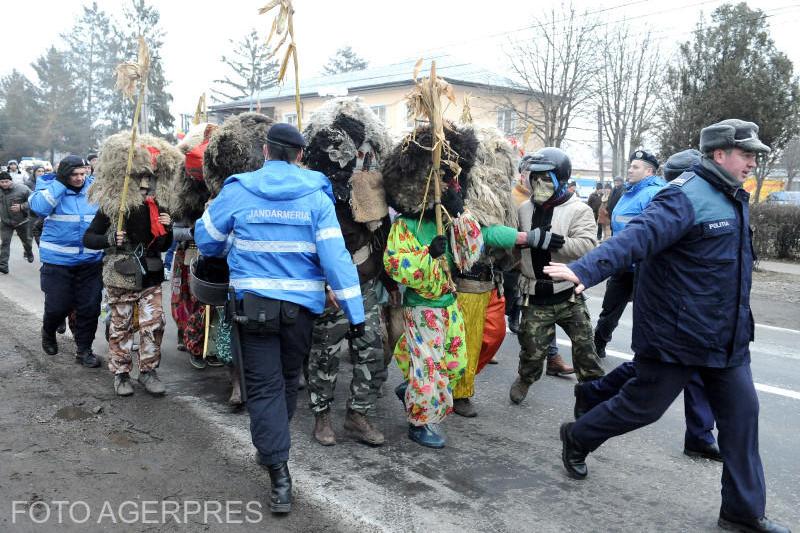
[510,147,605,404]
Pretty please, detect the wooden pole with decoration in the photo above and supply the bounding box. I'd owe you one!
[260,0,302,129]
[408,60,459,287]
[193,93,207,125]
[113,36,151,234]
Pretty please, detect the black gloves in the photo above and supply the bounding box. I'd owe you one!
[526,225,565,251]
[428,235,448,259]
[346,322,365,339]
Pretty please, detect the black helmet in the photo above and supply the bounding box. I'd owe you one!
[527,147,571,182]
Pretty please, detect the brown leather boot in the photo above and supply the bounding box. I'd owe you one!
[546,354,576,376]
[343,410,384,446]
[313,410,336,446]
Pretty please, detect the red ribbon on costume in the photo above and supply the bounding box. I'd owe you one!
[144,145,161,168]
[145,196,166,242]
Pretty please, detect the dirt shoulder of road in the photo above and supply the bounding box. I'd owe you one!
[0,293,355,533]
[750,270,800,328]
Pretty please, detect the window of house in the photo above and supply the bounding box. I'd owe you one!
[370,105,387,124]
[497,108,517,135]
[284,113,298,126]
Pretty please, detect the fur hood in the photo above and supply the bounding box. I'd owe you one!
[382,122,478,215]
[90,132,183,216]
[303,97,391,178]
[173,122,218,222]
[465,126,519,228]
[203,112,274,196]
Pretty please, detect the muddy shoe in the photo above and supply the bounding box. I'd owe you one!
[138,370,166,396]
[77,348,101,368]
[189,353,207,370]
[546,354,576,376]
[453,398,477,417]
[509,377,531,404]
[313,411,336,446]
[344,410,384,446]
[114,373,134,396]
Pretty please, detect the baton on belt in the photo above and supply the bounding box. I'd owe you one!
[226,287,248,404]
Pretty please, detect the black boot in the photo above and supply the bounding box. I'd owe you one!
[594,334,606,358]
[560,423,589,479]
[42,327,58,355]
[718,512,791,533]
[77,348,101,368]
[573,384,591,420]
[267,462,292,513]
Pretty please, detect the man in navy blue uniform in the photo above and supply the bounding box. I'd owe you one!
[575,148,721,462]
[545,119,790,533]
[195,123,365,514]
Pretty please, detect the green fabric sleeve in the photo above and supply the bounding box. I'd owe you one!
[481,224,518,249]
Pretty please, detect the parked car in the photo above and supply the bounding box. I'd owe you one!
[765,191,800,205]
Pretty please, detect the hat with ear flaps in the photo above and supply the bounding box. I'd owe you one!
[90,132,183,217]
[382,121,478,217]
[464,126,519,228]
[203,112,274,196]
[172,122,218,222]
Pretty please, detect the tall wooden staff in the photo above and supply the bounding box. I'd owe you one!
[114,36,151,233]
[260,0,302,128]
[193,93,207,125]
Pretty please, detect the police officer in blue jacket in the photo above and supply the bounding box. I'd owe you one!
[29,156,103,367]
[545,120,790,533]
[575,149,720,462]
[195,123,365,514]
[593,149,664,359]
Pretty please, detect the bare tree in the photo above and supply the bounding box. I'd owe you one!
[502,3,601,147]
[781,137,800,190]
[595,23,662,176]
[211,28,279,108]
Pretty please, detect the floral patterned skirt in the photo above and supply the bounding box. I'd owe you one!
[394,302,467,426]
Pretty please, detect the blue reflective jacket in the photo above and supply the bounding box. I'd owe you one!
[195,161,365,324]
[29,173,102,266]
[569,161,754,368]
[610,175,665,235]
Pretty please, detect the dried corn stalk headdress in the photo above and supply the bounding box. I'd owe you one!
[260,0,302,129]
[112,36,151,232]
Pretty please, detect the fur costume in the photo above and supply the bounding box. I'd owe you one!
[465,127,519,228]
[203,112,274,196]
[382,122,478,216]
[173,122,218,222]
[90,132,183,217]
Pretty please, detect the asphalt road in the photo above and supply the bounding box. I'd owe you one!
[1,240,798,532]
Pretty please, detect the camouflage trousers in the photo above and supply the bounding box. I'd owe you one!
[107,285,165,375]
[307,280,387,415]
[517,296,605,384]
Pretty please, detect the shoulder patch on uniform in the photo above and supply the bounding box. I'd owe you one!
[669,173,695,187]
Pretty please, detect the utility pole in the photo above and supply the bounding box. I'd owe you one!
[597,106,605,185]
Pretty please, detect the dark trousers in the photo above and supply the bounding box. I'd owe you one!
[580,361,715,446]
[572,359,765,520]
[241,306,315,465]
[0,222,33,268]
[40,262,103,350]
[593,271,635,348]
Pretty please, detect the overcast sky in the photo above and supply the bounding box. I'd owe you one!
[3,0,800,158]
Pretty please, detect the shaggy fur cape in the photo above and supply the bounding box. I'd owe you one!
[173,122,218,222]
[465,126,519,228]
[203,112,274,196]
[90,132,183,216]
[382,122,478,216]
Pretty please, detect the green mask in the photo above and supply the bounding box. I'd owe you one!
[532,179,555,204]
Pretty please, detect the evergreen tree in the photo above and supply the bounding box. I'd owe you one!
[321,46,368,76]
[658,2,800,200]
[107,0,174,138]
[0,70,42,162]
[32,47,91,161]
[61,1,120,145]
[211,28,279,106]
